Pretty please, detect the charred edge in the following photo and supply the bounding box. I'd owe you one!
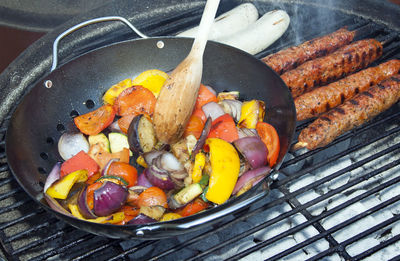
[334,107,346,114]
[340,93,346,103]
[361,51,367,66]
[320,116,331,122]
[370,81,375,86]
[361,91,374,98]
[350,100,359,105]
[325,102,331,111]
[391,77,400,83]
[355,87,360,94]
[378,83,386,89]
[355,53,360,63]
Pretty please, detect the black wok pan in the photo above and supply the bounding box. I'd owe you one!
[5,17,296,239]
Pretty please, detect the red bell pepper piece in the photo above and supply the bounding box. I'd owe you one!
[60,150,99,178]
[208,114,239,143]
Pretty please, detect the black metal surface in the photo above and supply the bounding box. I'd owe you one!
[6,36,295,239]
[1,0,400,260]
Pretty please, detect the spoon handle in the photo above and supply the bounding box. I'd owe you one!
[192,0,221,56]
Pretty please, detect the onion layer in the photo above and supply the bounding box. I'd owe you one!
[93,181,128,217]
[77,187,97,219]
[202,102,226,121]
[127,213,156,225]
[144,166,175,190]
[44,162,61,193]
[58,132,89,160]
[232,166,271,195]
[192,117,212,157]
[137,172,153,188]
[234,136,268,169]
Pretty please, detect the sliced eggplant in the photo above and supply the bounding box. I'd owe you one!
[128,114,157,154]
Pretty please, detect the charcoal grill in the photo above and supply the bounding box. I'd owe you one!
[1,0,400,260]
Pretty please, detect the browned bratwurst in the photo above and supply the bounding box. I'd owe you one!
[282,39,383,98]
[295,59,400,121]
[262,28,355,75]
[296,74,400,150]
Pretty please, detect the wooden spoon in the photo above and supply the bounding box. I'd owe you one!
[153,0,221,144]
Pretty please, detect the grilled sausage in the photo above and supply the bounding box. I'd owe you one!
[295,59,400,121]
[282,39,383,98]
[296,74,400,150]
[262,28,356,74]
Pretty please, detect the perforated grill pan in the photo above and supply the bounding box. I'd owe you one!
[6,36,296,239]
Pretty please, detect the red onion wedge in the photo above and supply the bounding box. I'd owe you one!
[219,99,242,122]
[234,136,268,169]
[237,127,258,139]
[101,158,119,176]
[44,162,61,193]
[44,194,74,217]
[137,172,153,188]
[142,150,164,166]
[232,166,271,195]
[192,117,212,157]
[58,132,89,161]
[127,213,156,225]
[144,166,175,190]
[93,181,128,217]
[202,102,225,121]
[77,187,97,219]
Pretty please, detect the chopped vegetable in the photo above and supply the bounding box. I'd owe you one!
[74,105,115,135]
[208,114,239,143]
[140,205,165,220]
[93,181,129,216]
[108,132,132,156]
[195,84,218,110]
[131,69,168,97]
[46,169,88,199]
[102,78,133,105]
[113,85,156,116]
[176,198,209,217]
[88,144,129,170]
[160,213,182,221]
[204,138,240,204]
[256,122,280,167]
[88,133,110,152]
[217,91,240,101]
[184,115,205,139]
[106,162,137,187]
[238,100,265,129]
[127,114,157,153]
[233,136,268,169]
[174,183,203,205]
[58,132,90,161]
[117,114,135,134]
[137,187,168,208]
[69,203,125,224]
[192,152,206,183]
[60,150,99,178]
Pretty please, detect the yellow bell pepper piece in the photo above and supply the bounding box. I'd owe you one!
[132,69,168,97]
[160,213,182,222]
[68,204,125,224]
[102,78,133,105]
[192,152,206,183]
[46,169,88,199]
[136,155,148,168]
[205,138,240,205]
[238,100,265,129]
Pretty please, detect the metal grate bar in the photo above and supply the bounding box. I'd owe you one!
[0,209,45,230]
[308,206,400,260]
[229,161,400,260]
[278,186,352,260]
[0,187,22,201]
[71,240,122,261]
[0,198,32,215]
[28,229,94,260]
[107,241,157,261]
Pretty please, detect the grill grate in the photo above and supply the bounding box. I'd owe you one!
[1,2,400,260]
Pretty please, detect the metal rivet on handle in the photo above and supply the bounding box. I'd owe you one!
[136,231,144,236]
[157,41,164,49]
[44,80,53,89]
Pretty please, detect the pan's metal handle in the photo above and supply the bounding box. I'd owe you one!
[133,177,271,238]
[51,16,148,72]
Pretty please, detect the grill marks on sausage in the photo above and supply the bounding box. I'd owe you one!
[282,39,383,98]
[297,74,400,150]
[262,28,355,75]
[294,60,400,121]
